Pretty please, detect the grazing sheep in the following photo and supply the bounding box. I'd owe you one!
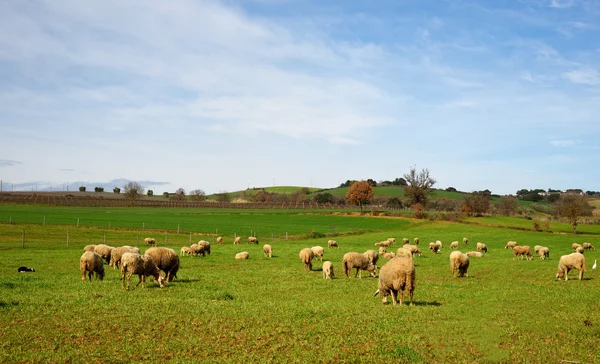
[413,238,419,245]
[248,236,259,244]
[374,257,415,306]
[342,252,377,278]
[144,237,157,247]
[216,236,223,245]
[328,240,339,248]
[121,252,165,290]
[263,244,273,258]
[534,245,543,254]
[387,238,396,245]
[190,243,204,257]
[198,240,211,256]
[93,244,114,265]
[378,246,387,255]
[402,244,422,257]
[505,241,517,249]
[180,247,193,256]
[322,261,334,279]
[556,253,586,281]
[235,252,249,260]
[576,246,584,254]
[375,240,392,248]
[299,248,314,271]
[436,240,443,249]
[145,247,180,282]
[80,251,105,282]
[233,236,241,245]
[538,247,550,260]
[395,248,413,260]
[382,252,396,259]
[83,244,96,253]
[466,251,483,258]
[363,250,379,266]
[429,241,441,254]
[463,237,468,245]
[110,246,140,269]
[402,238,410,245]
[583,242,595,251]
[513,246,533,260]
[476,242,488,253]
[450,241,459,249]
[572,243,582,251]
[311,246,325,261]
[449,251,470,277]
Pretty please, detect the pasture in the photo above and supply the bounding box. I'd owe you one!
[0,206,599,363]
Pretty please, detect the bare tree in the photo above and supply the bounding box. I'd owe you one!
[496,196,519,216]
[554,194,592,234]
[189,189,206,201]
[345,181,374,213]
[123,181,145,206]
[403,167,436,207]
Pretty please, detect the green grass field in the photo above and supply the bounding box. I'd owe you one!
[1,206,599,362]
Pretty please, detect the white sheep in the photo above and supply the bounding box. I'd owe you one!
[583,242,595,251]
[248,236,259,244]
[299,248,314,271]
[463,237,468,245]
[476,242,488,253]
[466,251,483,258]
[311,246,325,261]
[235,252,249,260]
[505,241,517,249]
[378,246,387,255]
[556,253,586,280]
[572,243,582,251]
[396,248,413,260]
[109,246,140,269]
[402,244,422,257]
[387,238,396,245]
[342,252,377,278]
[402,238,410,245]
[216,236,223,245]
[198,240,211,255]
[263,244,273,258]
[80,251,105,282]
[576,246,584,254]
[363,249,379,266]
[145,247,180,282]
[449,251,470,277]
[328,240,339,248]
[429,241,441,254]
[375,240,392,248]
[93,244,114,265]
[450,241,459,249]
[413,237,419,245]
[538,247,550,260]
[382,252,396,259]
[180,247,193,256]
[322,261,334,279]
[144,237,157,247]
[374,257,415,306]
[83,244,96,253]
[120,252,165,290]
[233,236,241,245]
[534,245,543,254]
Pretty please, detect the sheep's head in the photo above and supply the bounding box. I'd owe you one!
[368,264,377,278]
[556,269,564,280]
[158,274,166,288]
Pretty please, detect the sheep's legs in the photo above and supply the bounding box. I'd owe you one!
[579,269,584,280]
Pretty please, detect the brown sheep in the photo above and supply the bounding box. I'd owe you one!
[80,251,105,282]
[145,247,180,282]
[513,246,533,260]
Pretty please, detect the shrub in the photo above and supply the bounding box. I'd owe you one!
[532,220,541,231]
[79,186,86,192]
[113,187,121,194]
[412,203,425,219]
[147,190,154,197]
[94,187,104,192]
[163,192,170,198]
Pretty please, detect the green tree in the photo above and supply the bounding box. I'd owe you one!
[113,187,121,194]
[147,190,154,197]
[554,194,592,234]
[403,167,436,207]
[345,181,374,213]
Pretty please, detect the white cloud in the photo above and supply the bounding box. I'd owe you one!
[549,0,574,9]
[563,68,600,85]
[549,140,579,147]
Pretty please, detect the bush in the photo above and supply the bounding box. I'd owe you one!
[163,192,170,198]
[113,187,121,194]
[303,231,326,239]
[79,186,86,192]
[147,190,154,197]
[532,220,541,231]
[94,187,104,192]
[412,203,425,219]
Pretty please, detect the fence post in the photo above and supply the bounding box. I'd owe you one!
[9,216,11,224]
[67,230,70,248]
[286,232,288,240]
[21,229,24,248]
[77,218,80,227]
[177,224,180,234]
[43,216,46,225]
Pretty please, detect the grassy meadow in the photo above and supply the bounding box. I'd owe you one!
[0,206,599,363]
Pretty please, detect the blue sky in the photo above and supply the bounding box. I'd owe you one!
[1,0,599,195]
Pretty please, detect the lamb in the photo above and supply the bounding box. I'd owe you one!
[328,240,339,248]
[216,236,223,245]
[180,247,193,256]
[235,252,249,260]
[413,237,419,245]
[120,252,165,290]
[450,241,459,249]
[83,244,96,253]
[299,248,314,271]
[395,248,413,260]
[198,240,211,256]
[363,250,379,266]
[382,252,396,259]
[109,246,140,269]
[80,251,105,282]
[449,251,470,277]
[513,246,533,260]
[538,247,550,260]
[311,246,325,261]
[572,243,582,251]
[402,244,422,257]
[583,242,595,251]
[144,237,157,247]
[93,244,114,265]
[463,237,468,245]
[263,244,273,258]
[505,241,517,249]
[576,246,584,254]
[476,242,488,253]
[402,238,410,245]
[556,253,586,280]
[375,240,392,248]
[342,252,377,278]
[378,246,387,255]
[248,236,259,244]
[466,251,483,258]
[233,236,241,245]
[144,247,180,282]
[374,257,415,306]
[322,261,334,279]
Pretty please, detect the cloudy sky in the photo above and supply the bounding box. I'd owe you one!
[1,0,599,195]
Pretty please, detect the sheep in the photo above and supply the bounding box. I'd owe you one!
[382,252,396,259]
[190,243,203,256]
[538,247,550,260]
[263,244,273,258]
[576,246,584,254]
[342,252,377,278]
[233,236,241,245]
[476,242,488,253]
[572,243,582,251]
[556,253,586,281]
[374,257,415,306]
[109,246,140,269]
[466,251,483,258]
[449,251,470,277]
[387,238,396,245]
[375,240,392,248]
[429,241,441,254]
[144,237,157,247]
[144,247,180,282]
[299,248,314,271]
[363,250,379,266]
[80,251,105,282]
[235,252,249,260]
[513,246,533,260]
[395,248,413,260]
[450,241,459,249]
[378,246,387,255]
[463,237,468,245]
[180,247,193,256]
[534,245,544,255]
[216,236,223,245]
[248,236,259,244]
[402,238,410,245]
[311,246,325,261]
[322,261,334,279]
[413,237,419,245]
[93,244,114,265]
[436,240,443,249]
[583,242,595,251]
[328,240,339,248]
[83,244,96,253]
[198,240,211,256]
[120,252,165,290]
[505,241,517,249]
[402,244,422,257]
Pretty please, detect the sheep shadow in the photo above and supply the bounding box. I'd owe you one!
[412,301,442,307]
[174,278,200,283]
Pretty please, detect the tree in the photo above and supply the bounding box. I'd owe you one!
[123,181,145,206]
[147,190,154,197]
[113,187,121,194]
[215,191,230,203]
[403,167,436,207]
[462,190,491,216]
[79,186,86,192]
[366,179,377,187]
[386,197,403,209]
[345,181,374,213]
[313,192,335,204]
[445,187,457,192]
[554,194,592,234]
[392,177,408,186]
[189,189,206,201]
[495,196,518,216]
[253,190,271,203]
